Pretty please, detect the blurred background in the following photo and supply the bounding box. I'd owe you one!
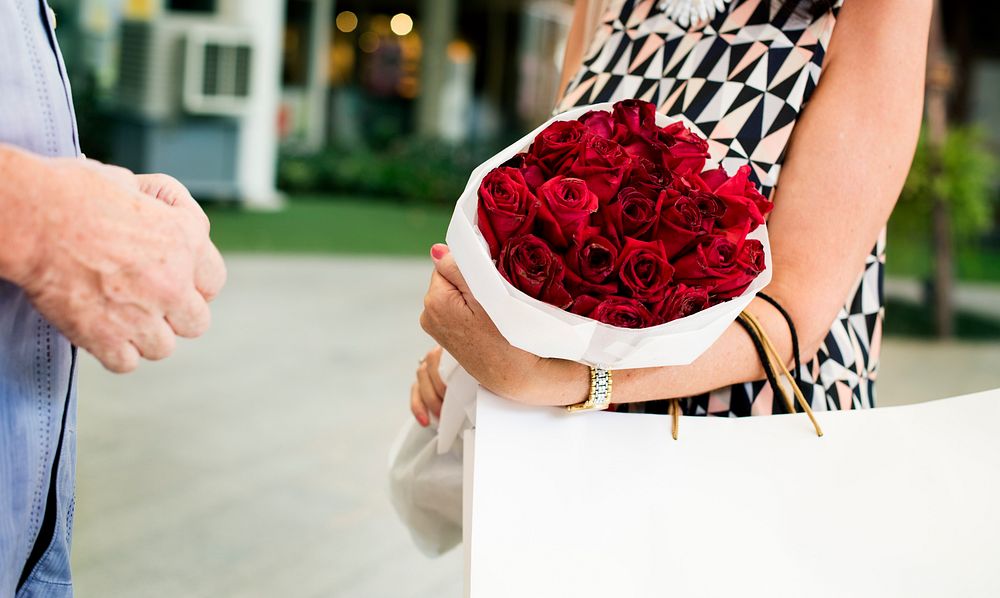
[43,0,1000,596]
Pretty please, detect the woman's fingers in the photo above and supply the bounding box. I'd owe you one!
[417,363,444,418]
[431,248,473,297]
[409,347,447,427]
[410,383,429,427]
[425,347,447,398]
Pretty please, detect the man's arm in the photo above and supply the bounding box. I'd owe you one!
[0,146,48,283]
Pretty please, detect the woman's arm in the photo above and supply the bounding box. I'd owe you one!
[554,0,598,106]
[420,0,932,407]
[613,0,934,403]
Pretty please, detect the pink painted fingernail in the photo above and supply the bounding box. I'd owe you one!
[430,244,448,261]
[418,413,429,427]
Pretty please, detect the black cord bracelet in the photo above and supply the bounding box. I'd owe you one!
[757,292,803,386]
[735,316,793,414]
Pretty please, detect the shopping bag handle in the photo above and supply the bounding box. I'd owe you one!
[738,310,823,437]
[667,310,824,440]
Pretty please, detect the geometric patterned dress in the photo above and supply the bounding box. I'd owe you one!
[556,0,884,416]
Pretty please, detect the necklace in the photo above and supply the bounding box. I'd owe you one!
[658,0,733,27]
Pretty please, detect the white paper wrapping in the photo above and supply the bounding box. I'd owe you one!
[466,387,1000,597]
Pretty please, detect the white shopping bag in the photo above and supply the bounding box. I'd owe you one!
[464,388,1000,598]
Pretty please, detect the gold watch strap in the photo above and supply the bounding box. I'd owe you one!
[566,367,612,413]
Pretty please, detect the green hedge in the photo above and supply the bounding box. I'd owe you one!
[278,139,496,207]
[890,126,997,243]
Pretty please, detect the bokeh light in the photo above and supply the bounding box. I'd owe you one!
[358,31,380,53]
[335,11,358,33]
[390,13,414,36]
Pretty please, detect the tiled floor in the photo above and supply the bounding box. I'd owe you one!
[69,256,1000,597]
[72,256,463,598]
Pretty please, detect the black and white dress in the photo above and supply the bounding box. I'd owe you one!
[557,0,883,416]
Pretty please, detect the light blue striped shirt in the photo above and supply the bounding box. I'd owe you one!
[1,1,81,596]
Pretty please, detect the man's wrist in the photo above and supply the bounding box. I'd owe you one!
[0,144,48,286]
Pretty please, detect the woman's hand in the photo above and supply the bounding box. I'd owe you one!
[419,244,589,406]
[410,346,447,427]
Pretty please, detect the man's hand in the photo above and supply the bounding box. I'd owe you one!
[1,149,226,373]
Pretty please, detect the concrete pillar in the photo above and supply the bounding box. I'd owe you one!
[304,0,333,150]
[220,0,286,209]
[415,0,457,138]
[438,44,475,144]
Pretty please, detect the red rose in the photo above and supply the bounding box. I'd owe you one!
[529,120,587,175]
[566,227,619,284]
[698,165,728,191]
[478,167,539,257]
[627,157,672,199]
[579,110,615,138]
[612,100,667,163]
[671,235,741,290]
[611,99,658,140]
[658,195,706,258]
[666,172,714,206]
[711,239,766,300]
[570,294,602,318]
[600,186,662,242]
[655,284,710,324]
[614,134,667,164]
[655,120,710,175]
[564,268,619,300]
[619,187,663,239]
[692,190,726,221]
[498,235,573,309]
[590,297,655,329]
[564,227,620,299]
[502,152,548,191]
[569,134,632,203]
[701,165,773,230]
[617,237,674,304]
[534,176,599,247]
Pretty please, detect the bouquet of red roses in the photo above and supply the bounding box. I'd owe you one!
[446,100,772,371]
[477,99,771,331]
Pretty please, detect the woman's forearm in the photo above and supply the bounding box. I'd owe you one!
[537,296,792,406]
[615,297,792,402]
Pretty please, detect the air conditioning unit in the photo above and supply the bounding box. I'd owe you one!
[117,19,187,119]
[182,23,254,116]
[116,18,254,119]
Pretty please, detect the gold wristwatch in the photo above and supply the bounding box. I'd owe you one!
[566,367,613,413]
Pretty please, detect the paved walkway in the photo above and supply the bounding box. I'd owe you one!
[70,256,1000,597]
[884,277,1000,320]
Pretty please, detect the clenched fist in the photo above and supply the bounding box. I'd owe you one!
[0,146,226,373]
